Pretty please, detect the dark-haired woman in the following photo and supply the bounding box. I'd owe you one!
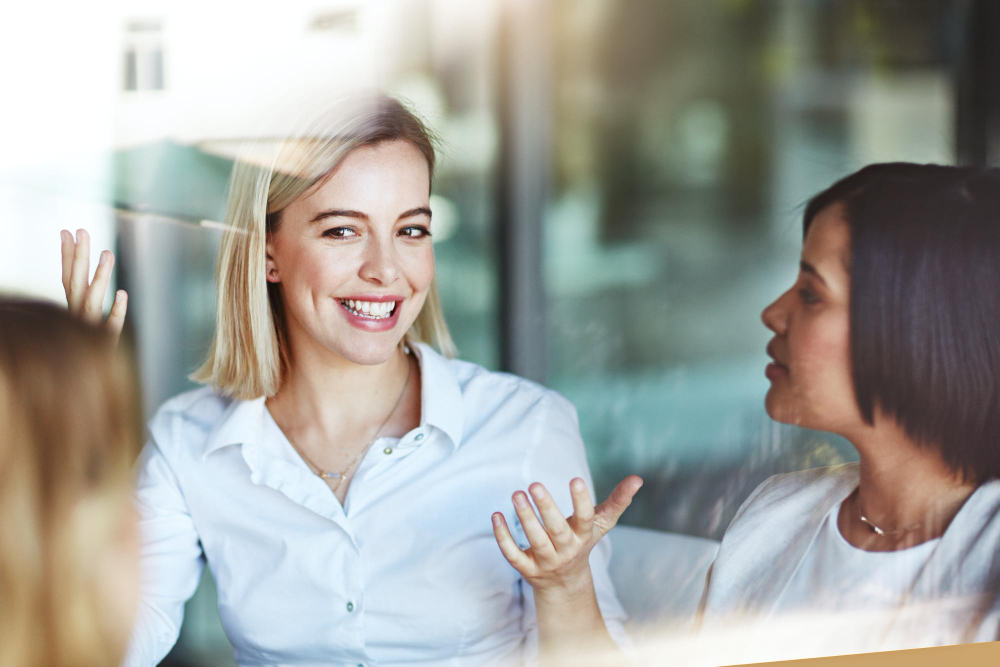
[493,163,1000,662]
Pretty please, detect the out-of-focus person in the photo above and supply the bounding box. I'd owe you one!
[494,163,1000,663]
[0,298,142,666]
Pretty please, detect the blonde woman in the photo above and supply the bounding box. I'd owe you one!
[62,94,628,666]
[0,299,142,667]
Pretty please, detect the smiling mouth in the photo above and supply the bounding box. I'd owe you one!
[338,299,398,320]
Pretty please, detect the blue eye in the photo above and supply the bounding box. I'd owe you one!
[323,227,357,239]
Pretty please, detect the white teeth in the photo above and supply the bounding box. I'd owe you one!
[340,299,395,319]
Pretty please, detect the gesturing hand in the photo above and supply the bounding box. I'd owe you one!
[60,229,128,341]
[492,475,643,595]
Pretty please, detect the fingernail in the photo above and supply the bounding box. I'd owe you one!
[492,513,502,526]
[571,479,585,492]
[98,251,107,265]
[513,492,528,508]
[529,484,542,498]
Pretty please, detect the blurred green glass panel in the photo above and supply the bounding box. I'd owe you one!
[547,0,961,538]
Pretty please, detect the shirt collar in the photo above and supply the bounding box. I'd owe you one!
[203,396,267,459]
[410,342,464,449]
[202,342,464,458]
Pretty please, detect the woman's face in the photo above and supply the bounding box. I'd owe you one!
[761,202,863,435]
[266,140,435,366]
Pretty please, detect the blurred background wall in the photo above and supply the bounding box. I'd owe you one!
[3,1,1000,664]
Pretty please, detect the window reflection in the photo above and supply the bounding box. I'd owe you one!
[547,0,962,538]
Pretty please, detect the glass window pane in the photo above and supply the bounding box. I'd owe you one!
[547,0,964,538]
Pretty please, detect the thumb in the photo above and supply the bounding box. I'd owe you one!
[594,475,643,535]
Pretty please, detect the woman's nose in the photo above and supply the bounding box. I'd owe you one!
[761,291,789,335]
[359,239,400,286]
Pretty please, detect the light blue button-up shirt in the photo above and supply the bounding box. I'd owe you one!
[125,343,627,666]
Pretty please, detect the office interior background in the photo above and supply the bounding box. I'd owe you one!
[2,1,999,664]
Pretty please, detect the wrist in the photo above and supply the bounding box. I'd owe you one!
[532,568,597,604]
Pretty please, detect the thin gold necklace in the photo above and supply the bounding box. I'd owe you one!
[274,350,413,492]
[856,499,927,537]
[855,490,960,538]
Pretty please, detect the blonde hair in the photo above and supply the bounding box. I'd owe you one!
[0,299,142,667]
[193,93,457,399]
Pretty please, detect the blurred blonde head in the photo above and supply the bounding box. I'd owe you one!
[193,92,456,399]
[0,299,142,667]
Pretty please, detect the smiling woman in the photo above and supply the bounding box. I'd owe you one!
[60,92,631,667]
[263,141,437,359]
[193,95,453,399]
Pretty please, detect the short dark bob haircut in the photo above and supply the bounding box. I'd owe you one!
[804,163,1000,483]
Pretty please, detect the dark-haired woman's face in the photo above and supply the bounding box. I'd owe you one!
[761,203,862,434]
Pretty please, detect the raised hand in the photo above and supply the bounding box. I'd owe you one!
[492,475,643,594]
[60,229,128,340]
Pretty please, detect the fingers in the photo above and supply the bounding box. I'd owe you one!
[60,230,74,295]
[60,229,126,336]
[492,512,536,575]
[594,475,644,536]
[106,290,128,340]
[569,478,596,538]
[513,491,557,561]
[67,229,91,313]
[81,251,114,323]
[528,483,575,548]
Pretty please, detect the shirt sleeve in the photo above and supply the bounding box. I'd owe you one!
[122,433,206,667]
[517,392,632,664]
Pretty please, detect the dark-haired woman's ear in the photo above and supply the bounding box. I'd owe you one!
[59,229,128,342]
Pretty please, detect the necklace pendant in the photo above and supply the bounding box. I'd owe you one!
[319,471,345,480]
[860,514,886,536]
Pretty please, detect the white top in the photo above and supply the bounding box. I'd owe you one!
[124,343,627,667]
[699,464,1000,664]
[760,502,940,660]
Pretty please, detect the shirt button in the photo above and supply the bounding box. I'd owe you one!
[415,433,424,441]
[346,601,355,612]
[383,446,393,455]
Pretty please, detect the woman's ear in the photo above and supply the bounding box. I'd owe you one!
[265,239,280,283]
